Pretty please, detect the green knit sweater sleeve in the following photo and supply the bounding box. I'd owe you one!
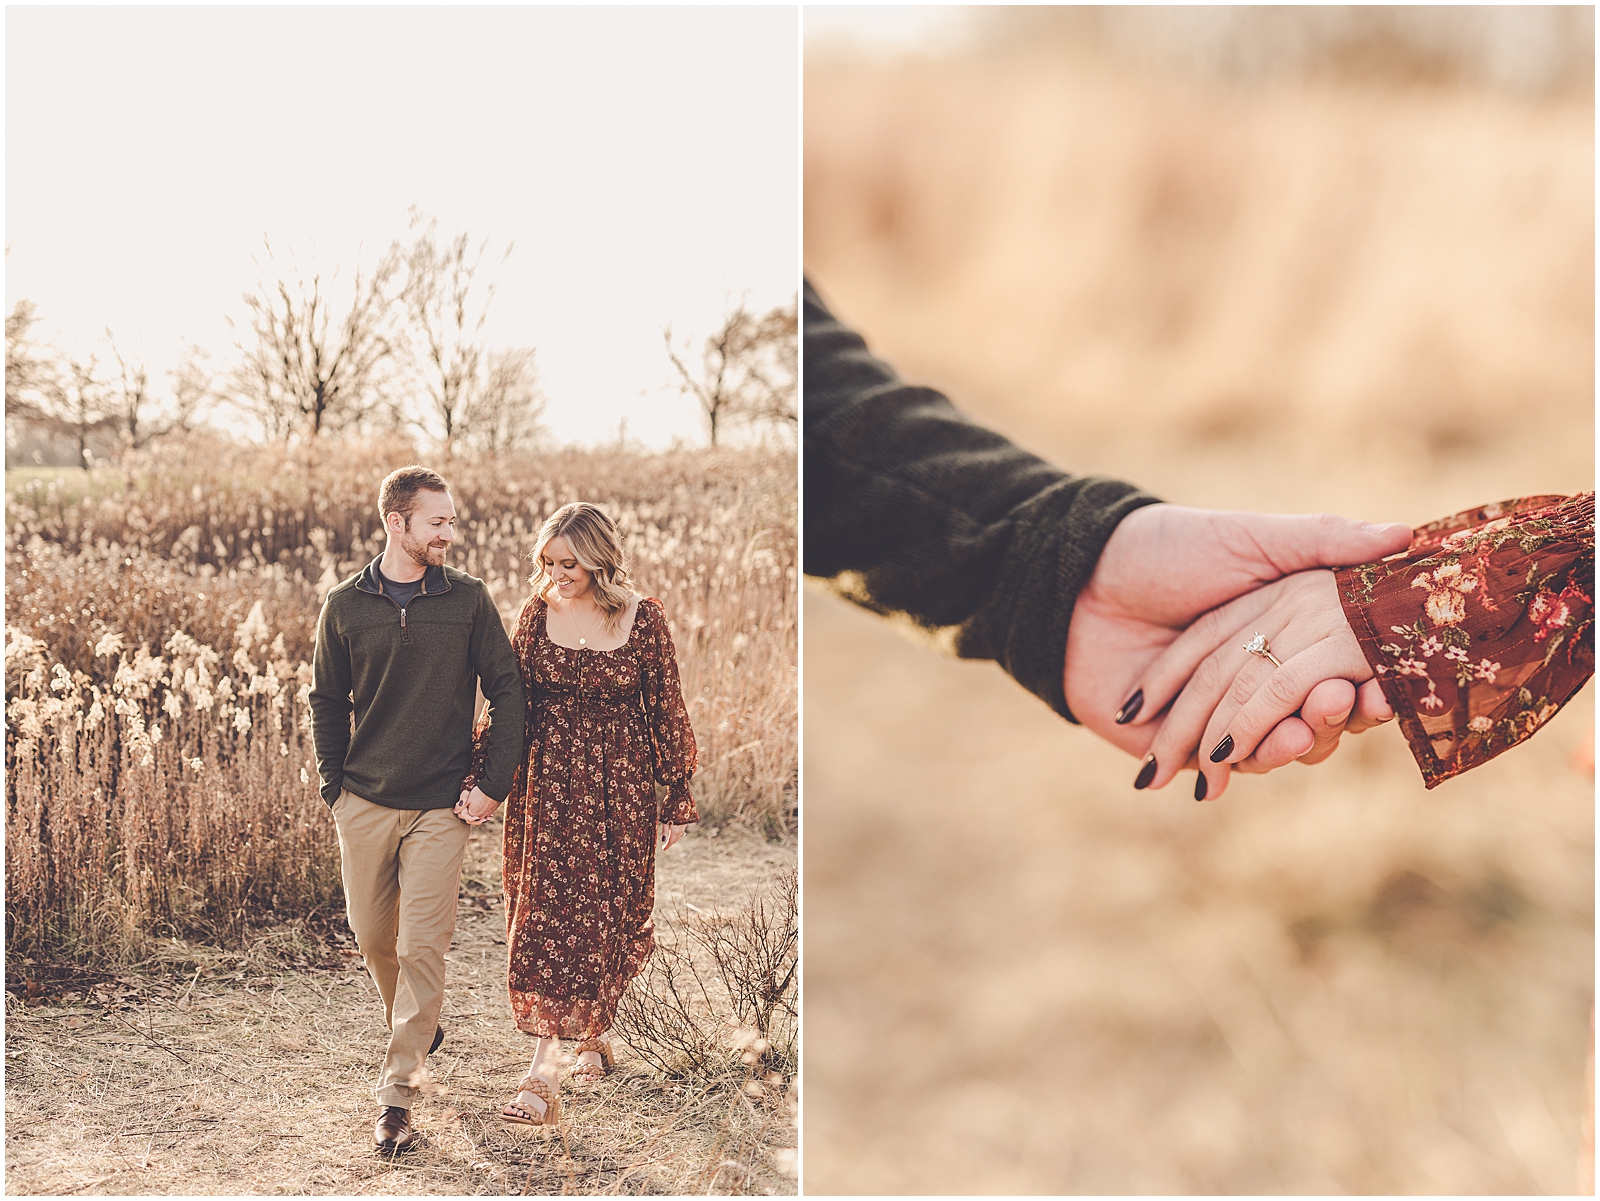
[469,586,524,804]
[803,278,1161,722]
[309,588,353,805]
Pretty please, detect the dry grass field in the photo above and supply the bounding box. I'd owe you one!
[5,441,797,1194]
[803,32,1593,1197]
[6,442,795,960]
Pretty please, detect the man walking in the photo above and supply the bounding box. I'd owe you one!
[310,465,523,1153]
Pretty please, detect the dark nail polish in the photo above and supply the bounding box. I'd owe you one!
[1133,755,1157,790]
[1114,690,1144,725]
[1209,734,1234,763]
[1193,772,1208,802]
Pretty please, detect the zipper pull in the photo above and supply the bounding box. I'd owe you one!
[400,608,407,631]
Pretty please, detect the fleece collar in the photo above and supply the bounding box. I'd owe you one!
[354,556,451,598]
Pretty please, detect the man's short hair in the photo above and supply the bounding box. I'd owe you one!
[378,466,450,527]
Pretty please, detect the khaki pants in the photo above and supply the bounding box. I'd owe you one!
[331,789,468,1109]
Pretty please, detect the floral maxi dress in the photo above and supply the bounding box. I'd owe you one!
[468,596,699,1039]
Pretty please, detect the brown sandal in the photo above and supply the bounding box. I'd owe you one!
[569,1036,615,1084]
[501,1075,561,1127]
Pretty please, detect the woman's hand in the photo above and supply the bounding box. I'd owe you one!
[660,823,687,850]
[455,785,501,826]
[1065,505,1410,778]
[1118,569,1375,800]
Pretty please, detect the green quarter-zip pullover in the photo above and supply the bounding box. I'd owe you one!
[310,557,524,808]
[803,278,1161,722]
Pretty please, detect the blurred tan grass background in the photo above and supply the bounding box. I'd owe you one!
[803,6,1593,1193]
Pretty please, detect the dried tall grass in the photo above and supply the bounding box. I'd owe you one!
[5,438,796,965]
[804,51,1593,496]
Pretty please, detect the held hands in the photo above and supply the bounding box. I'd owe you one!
[453,791,690,844]
[1064,504,1410,787]
[455,785,501,826]
[1119,569,1381,800]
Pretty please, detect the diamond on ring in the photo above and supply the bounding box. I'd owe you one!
[1243,632,1282,667]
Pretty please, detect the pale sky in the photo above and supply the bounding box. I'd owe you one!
[6,6,799,449]
[803,5,979,57]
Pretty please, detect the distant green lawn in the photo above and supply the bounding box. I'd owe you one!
[5,466,126,507]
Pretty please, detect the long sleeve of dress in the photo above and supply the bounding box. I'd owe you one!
[1335,492,1594,788]
[804,277,1162,722]
[635,599,699,825]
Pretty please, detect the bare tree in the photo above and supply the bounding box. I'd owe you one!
[664,297,798,446]
[230,238,403,441]
[105,331,155,450]
[750,298,798,429]
[58,355,114,469]
[400,212,514,451]
[458,347,548,455]
[5,304,119,467]
[6,300,58,424]
[167,344,215,435]
[6,300,64,464]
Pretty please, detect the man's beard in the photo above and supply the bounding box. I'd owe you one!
[401,529,448,569]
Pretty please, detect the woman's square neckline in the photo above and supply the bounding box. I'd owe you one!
[540,593,644,654]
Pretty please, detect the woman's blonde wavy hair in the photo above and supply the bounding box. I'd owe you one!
[528,502,636,629]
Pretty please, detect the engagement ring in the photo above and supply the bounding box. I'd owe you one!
[1243,632,1282,668]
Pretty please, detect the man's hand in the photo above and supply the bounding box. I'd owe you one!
[454,785,500,826]
[1064,504,1411,786]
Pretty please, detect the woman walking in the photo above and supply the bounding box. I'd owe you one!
[458,502,698,1126]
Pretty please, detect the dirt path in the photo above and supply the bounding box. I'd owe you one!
[5,826,797,1196]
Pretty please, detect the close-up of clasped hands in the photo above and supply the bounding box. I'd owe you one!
[806,276,1592,801]
[801,7,1593,1194]
[802,283,1594,1191]
[4,5,1595,1199]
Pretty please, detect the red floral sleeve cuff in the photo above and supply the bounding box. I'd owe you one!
[1336,493,1594,788]
[459,724,492,797]
[659,782,699,826]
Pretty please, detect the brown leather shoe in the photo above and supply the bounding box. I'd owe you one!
[374,1106,416,1154]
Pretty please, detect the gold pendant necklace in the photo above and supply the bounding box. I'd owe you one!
[571,602,602,648]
